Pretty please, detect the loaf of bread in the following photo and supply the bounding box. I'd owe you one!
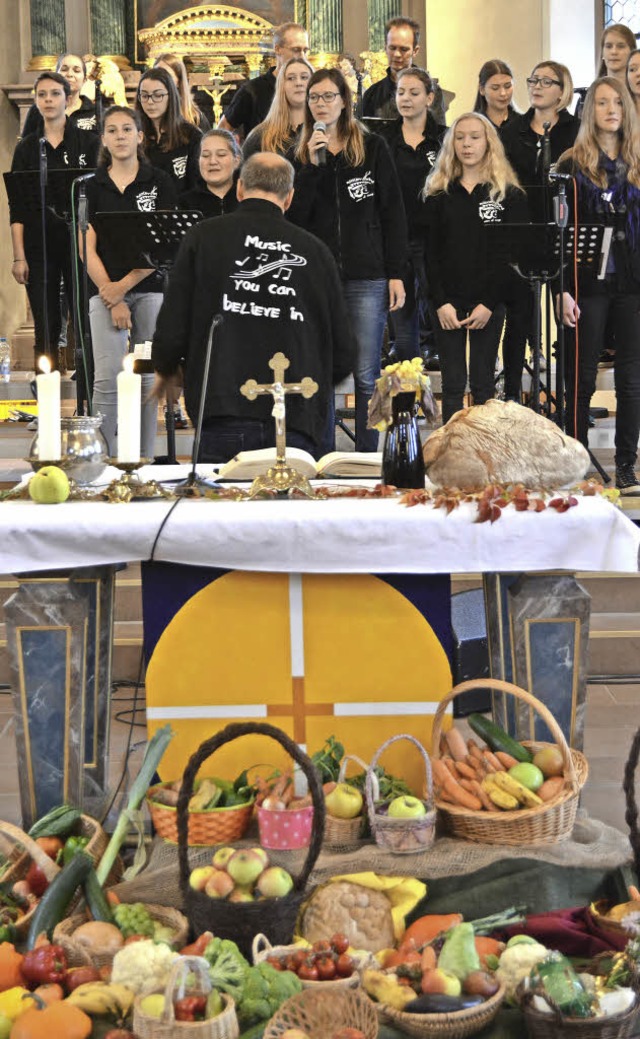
[423,400,590,490]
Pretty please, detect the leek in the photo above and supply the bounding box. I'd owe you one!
[96,724,174,885]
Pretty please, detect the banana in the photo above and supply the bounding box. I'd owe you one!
[66,981,134,1016]
[491,770,543,808]
[481,776,519,810]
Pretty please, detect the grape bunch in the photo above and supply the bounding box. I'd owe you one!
[113,901,155,939]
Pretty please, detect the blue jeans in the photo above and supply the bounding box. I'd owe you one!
[389,248,428,362]
[89,291,161,458]
[199,418,315,463]
[343,278,389,452]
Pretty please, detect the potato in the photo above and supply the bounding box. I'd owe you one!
[462,970,500,997]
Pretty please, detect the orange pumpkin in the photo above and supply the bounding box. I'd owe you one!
[0,944,25,993]
[10,1002,92,1039]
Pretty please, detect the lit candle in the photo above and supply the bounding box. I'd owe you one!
[36,356,61,461]
[116,354,141,463]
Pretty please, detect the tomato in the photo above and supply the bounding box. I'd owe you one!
[335,953,354,978]
[266,956,283,971]
[316,957,337,981]
[331,933,350,955]
[298,962,319,982]
[284,956,299,973]
[292,948,310,968]
[312,939,332,955]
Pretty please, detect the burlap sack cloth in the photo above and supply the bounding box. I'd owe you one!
[110,810,635,922]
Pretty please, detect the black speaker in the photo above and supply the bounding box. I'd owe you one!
[451,588,490,717]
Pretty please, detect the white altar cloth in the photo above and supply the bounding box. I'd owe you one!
[1,467,638,575]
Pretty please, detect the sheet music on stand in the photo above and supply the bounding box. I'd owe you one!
[3,168,97,221]
[486,221,608,280]
[91,210,203,271]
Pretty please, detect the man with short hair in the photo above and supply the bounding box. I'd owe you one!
[363,16,447,124]
[219,22,310,140]
[152,153,353,462]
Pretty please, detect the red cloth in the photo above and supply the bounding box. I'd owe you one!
[498,906,629,958]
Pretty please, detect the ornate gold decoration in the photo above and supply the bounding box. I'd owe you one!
[104,460,175,503]
[359,49,388,91]
[137,4,275,67]
[27,55,57,71]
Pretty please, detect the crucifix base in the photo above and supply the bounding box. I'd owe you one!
[247,463,319,500]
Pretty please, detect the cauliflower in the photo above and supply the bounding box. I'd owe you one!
[496,940,549,1002]
[111,939,179,995]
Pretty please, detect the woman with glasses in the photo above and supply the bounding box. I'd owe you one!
[152,52,211,131]
[289,67,408,451]
[22,53,97,136]
[473,59,518,130]
[242,56,313,159]
[557,78,640,495]
[180,129,241,219]
[423,113,527,424]
[136,67,202,191]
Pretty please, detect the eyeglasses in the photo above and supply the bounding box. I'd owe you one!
[139,90,168,103]
[526,76,561,89]
[308,91,341,104]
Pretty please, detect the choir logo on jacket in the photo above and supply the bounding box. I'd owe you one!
[76,116,96,131]
[172,155,187,179]
[478,199,504,223]
[223,234,308,321]
[136,185,158,211]
[346,171,375,201]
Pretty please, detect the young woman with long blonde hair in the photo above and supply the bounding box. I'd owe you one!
[243,56,313,159]
[558,77,640,493]
[423,112,527,423]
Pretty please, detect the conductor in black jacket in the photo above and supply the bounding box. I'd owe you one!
[152,153,354,462]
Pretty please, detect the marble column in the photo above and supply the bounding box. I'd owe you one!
[90,0,127,59]
[30,0,66,61]
[483,573,591,750]
[307,0,343,55]
[368,0,401,50]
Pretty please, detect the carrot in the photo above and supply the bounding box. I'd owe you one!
[482,749,504,772]
[454,760,477,781]
[467,741,485,763]
[431,759,451,796]
[403,913,464,947]
[106,891,120,906]
[458,778,476,793]
[438,767,483,810]
[495,751,519,770]
[445,727,468,762]
[443,757,458,776]
[471,779,494,811]
[474,936,505,967]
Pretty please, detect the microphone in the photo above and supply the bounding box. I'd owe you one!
[313,120,327,166]
[39,137,48,187]
[548,170,573,182]
[175,313,224,494]
[73,172,96,183]
[541,121,551,181]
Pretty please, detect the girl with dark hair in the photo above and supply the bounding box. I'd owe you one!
[289,67,408,451]
[557,77,640,494]
[242,56,313,159]
[180,129,241,219]
[80,105,177,457]
[136,67,202,190]
[9,71,99,370]
[22,53,97,137]
[474,59,518,129]
[627,49,640,118]
[153,52,211,130]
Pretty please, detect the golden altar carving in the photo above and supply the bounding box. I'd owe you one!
[137,4,278,70]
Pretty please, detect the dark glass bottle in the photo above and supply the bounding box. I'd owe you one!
[381,390,425,488]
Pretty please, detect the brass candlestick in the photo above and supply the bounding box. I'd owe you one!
[105,459,175,503]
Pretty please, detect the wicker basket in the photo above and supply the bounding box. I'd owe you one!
[431,679,589,845]
[147,780,254,847]
[252,933,369,991]
[53,903,189,968]
[133,957,239,1039]
[378,982,506,1039]
[0,820,60,937]
[263,987,378,1039]
[520,988,639,1039]
[178,722,326,960]
[323,754,368,852]
[365,734,436,854]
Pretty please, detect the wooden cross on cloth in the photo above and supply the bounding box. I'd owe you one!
[240,352,318,464]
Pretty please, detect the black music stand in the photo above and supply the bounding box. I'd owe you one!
[90,210,202,463]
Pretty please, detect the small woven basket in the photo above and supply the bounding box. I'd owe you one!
[147,780,254,847]
[262,987,378,1039]
[365,734,436,854]
[53,903,189,968]
[323,754,368,852]
[520,988,639,1039]
[431,679,588,846]
[0,820,60,937]
[378,982,506,1039]
[252,933,367,991]
[178,722,325,960]
[133,956,239,1039]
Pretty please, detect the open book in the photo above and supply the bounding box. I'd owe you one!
[217,447,382,480]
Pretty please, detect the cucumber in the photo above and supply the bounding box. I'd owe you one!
[26,850,93,949]
[467,714,533,763]
[28,804,82,839]
[82,867,115,925]
[404,993,485,1014]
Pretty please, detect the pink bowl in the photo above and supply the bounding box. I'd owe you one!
[257,804,314,850]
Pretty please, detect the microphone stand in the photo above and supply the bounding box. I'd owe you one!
[76,178,93,414]
[355,69,364,120]
[174,313,223,495]
[94,77,103,133]
[38,137,51,367]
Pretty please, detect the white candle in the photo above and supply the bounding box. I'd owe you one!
[36,356,61,461]
[117,354,141,463]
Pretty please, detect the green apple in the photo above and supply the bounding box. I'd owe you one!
[255,865,294,899]
[509,762,544,791]
[325,782,363,820]
[227,849,265,887]
[211,846,235,870]
[388,795,426,819]
[29,465,70,504]
[250,846,270,869]
[189,865,215,891]
[228,886,255,903]
[139,994,166,1019]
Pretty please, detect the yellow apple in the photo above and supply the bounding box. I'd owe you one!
[29,465,70,504]
[325,782,363,819]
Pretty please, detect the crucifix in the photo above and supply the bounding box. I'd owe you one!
[240,351,320,499]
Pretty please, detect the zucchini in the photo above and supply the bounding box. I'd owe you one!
[28,804,82,839]
[467,714,533,763]
[26,850,93,949]
[82,867,115,925]
[404,993,485,1014]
